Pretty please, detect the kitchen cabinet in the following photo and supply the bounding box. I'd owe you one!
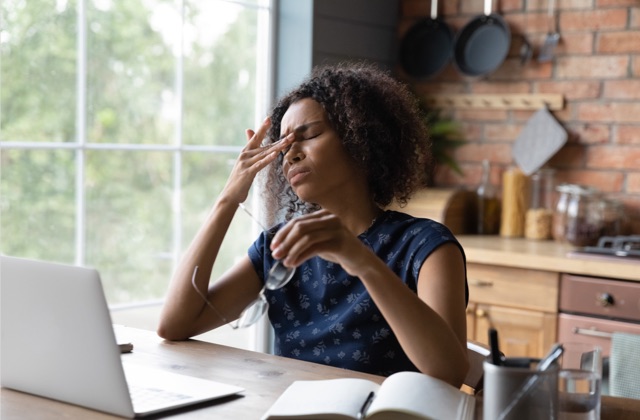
[465,262,559,359]
[472,304,557,358]
[391,198,640,359]
[456,235,640,361]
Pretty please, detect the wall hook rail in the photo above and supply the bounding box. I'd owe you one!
[422,93,564,110]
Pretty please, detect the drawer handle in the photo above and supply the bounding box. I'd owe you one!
[596,293,615,307]
[572,327,613,339]
[471,280,494,288]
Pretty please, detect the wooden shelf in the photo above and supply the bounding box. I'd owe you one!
[423,93,564,111]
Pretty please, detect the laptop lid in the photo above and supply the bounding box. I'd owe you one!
[0,255,243,417]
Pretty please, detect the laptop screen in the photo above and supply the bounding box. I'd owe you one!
[1,255,136,417]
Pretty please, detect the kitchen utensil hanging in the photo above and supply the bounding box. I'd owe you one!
[520,35,533,65]
[452,0,511,77]
[512,107,567,176]
[538,0,560,62]
[399,0,454,79]
[519,12,532,65]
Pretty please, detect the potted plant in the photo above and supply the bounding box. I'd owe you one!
[421,106,466,185]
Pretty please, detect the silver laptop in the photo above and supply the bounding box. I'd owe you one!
[0,255,244,418]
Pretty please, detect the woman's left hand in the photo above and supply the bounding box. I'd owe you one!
[270,209,370,275]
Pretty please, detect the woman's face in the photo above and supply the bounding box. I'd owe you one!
[279,98,364,205]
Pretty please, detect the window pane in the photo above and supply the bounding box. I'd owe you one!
[183,1,260,146]
[86,0,178,144]
[232,0,265,5]
[181,151,254,279]
[85,150,173,303]
[0,0,77,143]
[0,149,76,260]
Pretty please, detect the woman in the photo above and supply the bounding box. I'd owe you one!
[158,63,469,386]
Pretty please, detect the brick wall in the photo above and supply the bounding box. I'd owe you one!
[397,0,640,233]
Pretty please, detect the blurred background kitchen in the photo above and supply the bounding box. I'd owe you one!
[396,0,640,239]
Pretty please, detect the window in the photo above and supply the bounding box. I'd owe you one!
[1,0,274,348]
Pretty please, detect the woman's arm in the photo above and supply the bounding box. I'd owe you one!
[156,199,260,340]
[157,119,294,340]
[355,242,469,387]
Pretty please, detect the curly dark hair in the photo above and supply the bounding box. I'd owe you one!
[263,62,433,221]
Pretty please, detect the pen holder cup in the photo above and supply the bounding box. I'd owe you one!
[483,358,559,420]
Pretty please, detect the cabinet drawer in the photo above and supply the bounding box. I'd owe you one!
[560,274,640,322]
[558,313,640,357]
[467,263,559,312]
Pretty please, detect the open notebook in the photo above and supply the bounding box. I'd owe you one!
[0,255,244,418]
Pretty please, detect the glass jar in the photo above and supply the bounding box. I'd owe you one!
[564,186,603,247]
[525,169,555,240]
[599,198,625,237]
[552,184,573,242]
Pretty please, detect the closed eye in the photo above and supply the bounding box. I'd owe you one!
[280,133,320,157]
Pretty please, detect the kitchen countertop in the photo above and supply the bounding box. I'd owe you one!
[457,235,640,282]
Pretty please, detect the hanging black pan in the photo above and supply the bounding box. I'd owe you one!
[399,0,454,79]
[453,0,511,77]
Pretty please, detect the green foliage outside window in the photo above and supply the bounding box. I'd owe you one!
[1,0,269,304]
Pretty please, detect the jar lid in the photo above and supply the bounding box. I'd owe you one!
[555,183,599,196]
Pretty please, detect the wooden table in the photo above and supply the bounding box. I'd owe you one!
[1,326,383,419]
[2,326,639,419]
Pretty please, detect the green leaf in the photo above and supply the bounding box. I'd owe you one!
[420,105,466,176]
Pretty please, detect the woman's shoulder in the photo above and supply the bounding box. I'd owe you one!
[374,210,459,244]
[380,209,452,231]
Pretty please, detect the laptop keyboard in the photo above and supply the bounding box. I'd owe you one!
[130,385,192,410]
[122,363,243,414]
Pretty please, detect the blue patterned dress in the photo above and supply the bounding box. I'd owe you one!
[247,210,468,376]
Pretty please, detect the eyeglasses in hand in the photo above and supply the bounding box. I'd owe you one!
[190,203,296,329]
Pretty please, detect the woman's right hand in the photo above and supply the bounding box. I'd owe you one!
[221,117,294,204]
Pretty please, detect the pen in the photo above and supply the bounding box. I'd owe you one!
[488,328,503,365]
[357,391,375,419]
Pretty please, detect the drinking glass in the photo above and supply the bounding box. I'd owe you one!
[191,203,296,329]
[558,342,602,420]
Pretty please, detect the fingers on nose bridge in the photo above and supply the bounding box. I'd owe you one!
[285,143,304,162]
